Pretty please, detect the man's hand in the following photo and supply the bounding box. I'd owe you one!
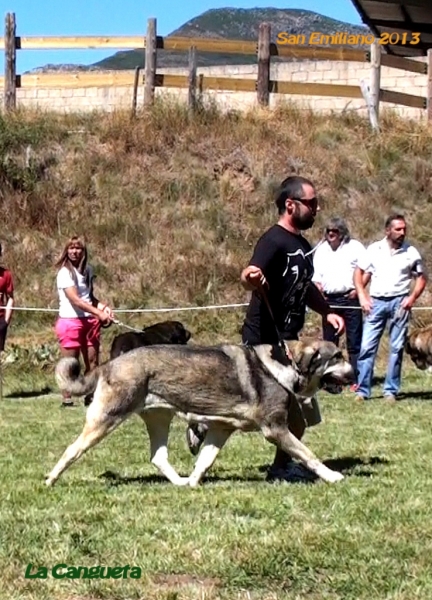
[325,313,345,335]
[241,265,268,291]
[400,295,415,311]
[358,292,373,315]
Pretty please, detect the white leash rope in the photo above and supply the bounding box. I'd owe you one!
[111,319,142,333]
[0,303,250,313]
[305,237,325,257]
[2,303,432,313]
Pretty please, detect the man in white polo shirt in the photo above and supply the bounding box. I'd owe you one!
[313,217,367,389]
[354,214,427,402]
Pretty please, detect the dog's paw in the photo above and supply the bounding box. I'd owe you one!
[174,476,190,486]
[45,477,54,487]
[324,469,344,483]
[315,464,344,483]
[188,478,201,488]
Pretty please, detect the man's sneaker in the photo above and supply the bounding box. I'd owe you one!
[266,462,316,484]
[354,394,366,403]
[186,424,208,456]
[384,394,397,403]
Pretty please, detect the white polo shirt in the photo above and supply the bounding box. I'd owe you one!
[312,239,367,294]
[358,237,423,298]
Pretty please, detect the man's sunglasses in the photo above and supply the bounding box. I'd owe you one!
[326,228,340,235]
[290,197,319,211]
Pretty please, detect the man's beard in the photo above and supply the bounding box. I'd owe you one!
[394,236,405,247]
[292,209,315,230]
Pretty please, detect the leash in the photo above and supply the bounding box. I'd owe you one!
[257,283,293,363]
[109,319,143,333]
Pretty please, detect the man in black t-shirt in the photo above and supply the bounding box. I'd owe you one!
[186,175,345,482]
[241,224,315,345]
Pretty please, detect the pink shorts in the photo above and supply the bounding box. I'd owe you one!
[55,317,101,350]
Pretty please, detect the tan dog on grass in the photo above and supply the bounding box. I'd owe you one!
[46,339,354,488]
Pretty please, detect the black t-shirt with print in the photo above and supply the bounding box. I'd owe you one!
[241,224,314,345]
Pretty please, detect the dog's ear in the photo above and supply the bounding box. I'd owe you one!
[284,340,304,364]
[296,347,322,376]
[270,344,291,367]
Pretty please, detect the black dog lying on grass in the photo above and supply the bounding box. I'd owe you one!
[110,320,192,360]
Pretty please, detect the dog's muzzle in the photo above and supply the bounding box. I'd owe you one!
[321,367,355,395]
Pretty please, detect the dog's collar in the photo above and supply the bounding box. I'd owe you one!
[250,344,302,394]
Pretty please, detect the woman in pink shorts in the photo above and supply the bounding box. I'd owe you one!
[54,236,114,407]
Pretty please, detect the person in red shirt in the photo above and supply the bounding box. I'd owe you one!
[0,243,14,353]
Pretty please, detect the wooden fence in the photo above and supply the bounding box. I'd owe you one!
[2,13,432,122]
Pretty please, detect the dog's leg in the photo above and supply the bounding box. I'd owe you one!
[188,426,234,488]
[139,410,189,486]
[261,425,344,483]
[45,411,126,486]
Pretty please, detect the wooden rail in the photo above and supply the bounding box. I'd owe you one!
[380,89,428,109]
[2,12,430,121]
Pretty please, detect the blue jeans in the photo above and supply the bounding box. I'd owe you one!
[357,296,410,399]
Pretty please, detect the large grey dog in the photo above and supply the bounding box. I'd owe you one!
[46,339,354,488]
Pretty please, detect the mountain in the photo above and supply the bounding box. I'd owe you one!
[26,8,369,73]
[93,8,369,70]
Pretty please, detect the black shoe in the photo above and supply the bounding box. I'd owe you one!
[266,462,316,484]
[61,401,75,408]
[84,394,93,407]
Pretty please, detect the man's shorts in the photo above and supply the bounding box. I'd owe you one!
[55,317,101,350]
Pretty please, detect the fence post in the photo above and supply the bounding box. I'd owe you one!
[144,17,157,106]
[131,66,140,118]
[427,48,432,122]
[257,22,271,107]
[188,46,197,112]
[4,12,17,112]
[370,39,381,122]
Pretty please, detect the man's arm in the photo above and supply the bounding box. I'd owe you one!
[305,282,331,316]
[4,272,14,325]
[354,266,373,314]
[311,248,324,293]
[305,282,345,335]
[5,294,14,325]
[401,273,428,310]
[240,234,277,292]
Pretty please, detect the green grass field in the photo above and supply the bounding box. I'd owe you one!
[1,365,432,600]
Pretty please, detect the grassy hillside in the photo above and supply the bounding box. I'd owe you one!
[1,100,432,373]
[92,7,369,70]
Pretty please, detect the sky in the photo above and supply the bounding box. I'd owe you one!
[0,0,363,75]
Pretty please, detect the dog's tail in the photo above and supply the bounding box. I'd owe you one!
[55,357,100,397]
